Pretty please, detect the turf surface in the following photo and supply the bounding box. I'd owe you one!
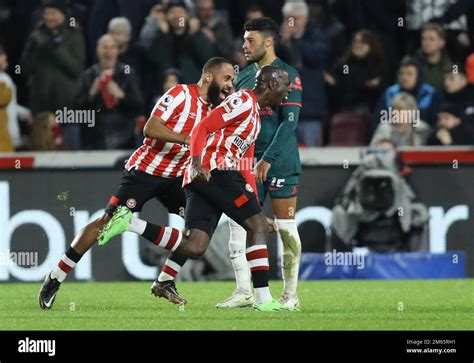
[1,279,472,330]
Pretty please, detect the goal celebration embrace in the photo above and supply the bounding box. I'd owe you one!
[1,2,473,357]
[39,17,304,314]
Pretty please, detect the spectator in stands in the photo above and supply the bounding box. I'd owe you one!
[371,92,430,147]
[76,34,143,150]
[195,0,233,59]
[429,0,473,62]
[373,58,441,129]
[414,23,453,93]
[307,0,346,66]
[245,4,264,21]
[443,65,474,125]
[148,1,216,84]
[30,112,61,151]
[20,0,85,150]
[279,0,329,146]
[332,0,406,83]
[406,0,471,61]
[0,45,31,151]
[108,17,146,85]
[86,0,157,63]
[427,102,474,145]
[0,67,12,152]
[325,30,385,114]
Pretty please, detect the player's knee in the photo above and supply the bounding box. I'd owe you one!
[188,243,207,259]
[186,231,209,259]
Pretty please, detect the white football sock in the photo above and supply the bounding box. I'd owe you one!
[228,219,252,294]
[254,287,272,304]
[276,219,302,297]
[128,217,147,235]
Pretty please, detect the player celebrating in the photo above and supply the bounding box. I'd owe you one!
[215,17,304,309]
[38,57,235,309]
[99,66,293,311]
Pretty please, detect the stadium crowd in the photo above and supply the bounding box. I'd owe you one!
[0,0,474,152]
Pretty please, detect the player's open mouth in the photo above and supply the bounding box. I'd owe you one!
[220,89,230,99]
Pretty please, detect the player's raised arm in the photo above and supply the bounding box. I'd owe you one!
[143,85,190,144]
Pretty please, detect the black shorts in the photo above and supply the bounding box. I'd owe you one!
[105,169,186,216]
[184,169,261,237]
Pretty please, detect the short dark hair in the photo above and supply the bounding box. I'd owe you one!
[399,56,419,70]
[165,0,188,13]
[244,17,279,41]
[202,57,232,74]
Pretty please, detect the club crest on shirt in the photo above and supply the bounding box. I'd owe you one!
[126,198,137,209]
[245,183,254,193]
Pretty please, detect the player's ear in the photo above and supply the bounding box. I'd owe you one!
[205,72,212,83]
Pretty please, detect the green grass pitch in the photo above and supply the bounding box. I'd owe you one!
[1,279,473,330]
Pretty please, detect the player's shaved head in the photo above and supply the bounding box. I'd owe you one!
[256,65,289,86]
[202,57,232,74]
[253,65,290,109]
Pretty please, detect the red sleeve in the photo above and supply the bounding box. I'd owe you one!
[190,107,227,157]
[190,91,252,158]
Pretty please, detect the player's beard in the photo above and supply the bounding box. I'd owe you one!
[208,80,223,107]
[249,45,267,64]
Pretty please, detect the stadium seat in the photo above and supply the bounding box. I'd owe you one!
[328,112,370,146]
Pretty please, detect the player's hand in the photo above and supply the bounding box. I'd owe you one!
[254,159,271,183]
[192,157,211,182]
[266,217,277,233]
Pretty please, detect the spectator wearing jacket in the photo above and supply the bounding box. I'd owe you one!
[0,45,31,151]
[427,102,474,145]
[148,1,216,84]
[20,0,85,150]
[279,0,329,146]
[325,30,386,114]
[371,92,431,147]
[196,0,233,60]
[406,0,470,61]
[414,23,453,93]
[76,34,143,150]
[443,65,474,126]
[373,58,442,129]
[307,0,345,66]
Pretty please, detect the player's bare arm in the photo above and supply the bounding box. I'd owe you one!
[143,115,190,145]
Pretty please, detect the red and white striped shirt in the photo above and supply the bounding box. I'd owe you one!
[125,84,211,178]
[183,89,261,186]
